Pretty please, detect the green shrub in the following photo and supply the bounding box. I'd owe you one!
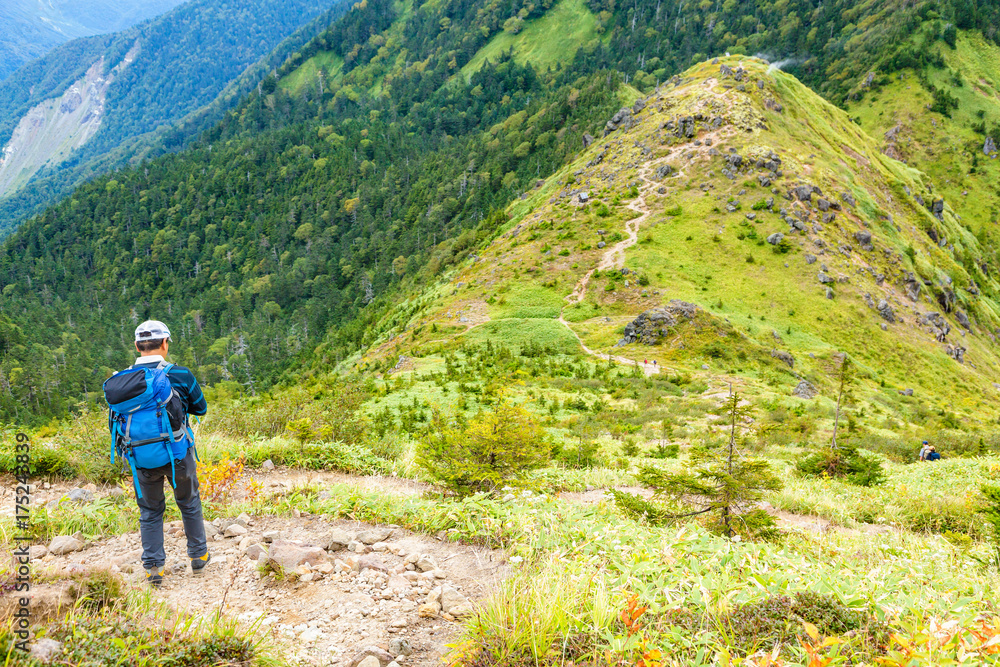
[69,569,125,612]
[979,484,1000,563]
[651,443,680,459]
[724,592,888,658]
[416,394,549,495]
[299,441,391,474]
[173,636,255,667]
[555,440,601,468]
[621,438,640,457]
[796,445,886,486]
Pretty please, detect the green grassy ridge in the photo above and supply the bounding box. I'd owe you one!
[458,0,599,82]
[368,55,1000,429]
[850,30,1000,236]
[279,50,344,94]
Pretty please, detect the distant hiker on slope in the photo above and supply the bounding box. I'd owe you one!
[926,445,941,461]
[918,440,930,461]
[103,320,210,587]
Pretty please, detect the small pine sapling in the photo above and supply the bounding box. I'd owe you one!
[796,353,885,486]
[612,389,783,540]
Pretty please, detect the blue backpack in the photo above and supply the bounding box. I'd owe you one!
[104,363,195,498]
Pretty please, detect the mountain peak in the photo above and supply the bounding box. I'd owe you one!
[368,56,1000,410]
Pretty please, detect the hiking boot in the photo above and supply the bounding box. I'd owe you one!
[145,567,165,588]
[191,551,211,576]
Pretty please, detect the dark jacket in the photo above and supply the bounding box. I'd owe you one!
[132,356,208,416]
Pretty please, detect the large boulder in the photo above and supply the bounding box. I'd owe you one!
[604,107,633,136]
[877,300,896,323]
[619,301,698,345]
[266,540,327,572]
[48,536,83,555]
[356,527,393,545]
[771,350,794,368]
[792,381,817,399]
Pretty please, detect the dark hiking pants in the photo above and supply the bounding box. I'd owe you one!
[134,448,207,570]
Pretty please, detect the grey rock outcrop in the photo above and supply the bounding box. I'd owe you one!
[924,312,951,342]
[947,344,966,363]
[793,185,813,202]
[655,164,674,179]
[604,108,634,135]
[619,301,698,345]
[766,232,784,245]
[877,299,895,323]
[902,273,921,301]
[955,310,971,330]
[771,350,794,367]
[792,381,817,399]
[930,199,944,220]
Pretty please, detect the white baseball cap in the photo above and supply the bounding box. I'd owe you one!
[135,320,172,343]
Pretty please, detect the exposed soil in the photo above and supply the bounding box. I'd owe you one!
[10,473,507,667]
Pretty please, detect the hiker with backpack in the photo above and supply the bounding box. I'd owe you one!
[103,320,210,587]
[918,440,930,461]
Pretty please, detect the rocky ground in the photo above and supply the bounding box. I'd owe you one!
[12,473,509,667]
[6,463,887,666]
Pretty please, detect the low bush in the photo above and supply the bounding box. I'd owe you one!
[724,591,889,658]
[796,445,886,486]
[0,595,268,666]
[554,439,601,468]
[980,484,1000,563]
[650,442,680,459]
[68,569,126,612]
[417,393,549,495]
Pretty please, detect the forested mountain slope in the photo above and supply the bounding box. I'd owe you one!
[3,0,1000,425]
[0,0,347,232]
[0,0,185,82]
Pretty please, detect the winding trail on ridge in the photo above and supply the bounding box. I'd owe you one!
[557,159,663,376]
[555,84,739,376]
